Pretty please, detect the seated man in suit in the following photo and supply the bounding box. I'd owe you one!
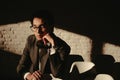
[17,10,71,80]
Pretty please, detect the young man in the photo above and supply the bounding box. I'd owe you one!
[17,10,71,80]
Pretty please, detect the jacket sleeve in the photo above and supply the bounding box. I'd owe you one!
[49,37,71,78]
[16,36,32,78]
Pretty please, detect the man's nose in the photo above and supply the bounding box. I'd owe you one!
[37,27,43,34]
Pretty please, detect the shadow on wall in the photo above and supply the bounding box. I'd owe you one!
[0,49,21,80]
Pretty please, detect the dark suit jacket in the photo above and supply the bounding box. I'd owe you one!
[17,33,70,79]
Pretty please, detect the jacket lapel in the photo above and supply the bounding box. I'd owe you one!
[30,41,39,71]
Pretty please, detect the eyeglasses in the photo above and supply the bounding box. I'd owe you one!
[30,24,47,32]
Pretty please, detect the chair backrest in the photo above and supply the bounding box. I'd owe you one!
[94,74,114,80]
[65,55,84,74]
[70,61,95,74]
[94,55,115,74]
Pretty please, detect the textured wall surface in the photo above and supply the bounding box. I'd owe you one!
[0,21,32,55]
[103,43,120,62]
[0,21,120,62]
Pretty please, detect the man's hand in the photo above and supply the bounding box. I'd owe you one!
[26,70,42,80]
[43,33,54,47]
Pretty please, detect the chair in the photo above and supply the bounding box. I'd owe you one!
[94,74,114,80]
[94,54,115,74]
[70,61,95,74]
[50,55,84,80]
[69,61,96,80]
[65,55,84,74]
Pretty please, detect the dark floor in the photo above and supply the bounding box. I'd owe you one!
[0,49,21,80]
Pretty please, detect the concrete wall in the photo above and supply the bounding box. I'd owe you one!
[0,21,120,62]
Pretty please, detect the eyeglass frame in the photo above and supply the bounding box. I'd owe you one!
[30,24,48,32]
